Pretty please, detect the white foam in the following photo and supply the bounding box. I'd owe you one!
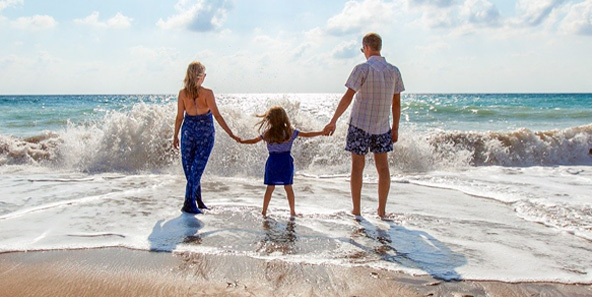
[1,95,592,283]
[1,171,591,283]
[2,97,591,175]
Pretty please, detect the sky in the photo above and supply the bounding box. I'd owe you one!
[0,0,591,94]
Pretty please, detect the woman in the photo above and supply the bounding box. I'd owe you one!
[173,61,238,214]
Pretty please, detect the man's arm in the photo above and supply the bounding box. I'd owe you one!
[391,93,401,143]
[323,88,356,135]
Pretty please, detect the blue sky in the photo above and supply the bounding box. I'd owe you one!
[0,0,591,94]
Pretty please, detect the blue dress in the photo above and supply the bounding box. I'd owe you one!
[180,112,215,214]
[264,130,299,185]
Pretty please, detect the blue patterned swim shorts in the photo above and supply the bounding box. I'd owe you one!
[345,125,393,155]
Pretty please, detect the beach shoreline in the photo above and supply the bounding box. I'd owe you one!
[1,247,590,297]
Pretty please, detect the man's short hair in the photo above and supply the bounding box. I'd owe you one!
[363,33,382,51]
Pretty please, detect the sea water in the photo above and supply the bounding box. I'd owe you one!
[0,93,591,283]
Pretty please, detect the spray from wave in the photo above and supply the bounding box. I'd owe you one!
[1,101,591,174]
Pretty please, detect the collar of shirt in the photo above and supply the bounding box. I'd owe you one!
[367,55,385,62]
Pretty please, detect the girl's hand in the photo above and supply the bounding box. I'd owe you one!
[173,137,180,150]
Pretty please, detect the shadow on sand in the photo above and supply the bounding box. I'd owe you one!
[348,216,467,281]
[148,213,203,252]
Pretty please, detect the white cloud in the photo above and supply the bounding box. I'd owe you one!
[36,51,61,65]
[291,43,311,59]
[561,0,592,35]
[157,0,232,32]
[331,40,359,59]
[128,46,183,75]
[460,0,501,27]
[407,0,502,31]
[415,42,451,54]
[516,0,565,26]
[0,54,19,68]
[75,11,133,29]
[325,0,396,35]
[418,7,458,28]
[12,15,57,31]
[0,0,22,13]
[129,46,179,61]
[407,0,454,8]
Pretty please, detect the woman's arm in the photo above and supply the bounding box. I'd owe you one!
[173,90,185,150]
[298,131,324,138]
[205,89,239,142]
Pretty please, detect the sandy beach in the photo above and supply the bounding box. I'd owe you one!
[1,248,590,297]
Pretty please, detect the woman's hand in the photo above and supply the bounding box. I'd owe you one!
[173,136,180,150]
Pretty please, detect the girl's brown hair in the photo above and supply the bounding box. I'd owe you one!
[257,106,293,144]
[184,61,206,100]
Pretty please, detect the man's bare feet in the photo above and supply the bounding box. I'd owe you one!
[377,208,386,219]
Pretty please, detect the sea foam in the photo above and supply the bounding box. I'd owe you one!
[1,101,590,174]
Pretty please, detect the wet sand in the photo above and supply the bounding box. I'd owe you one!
[0,248,590,297]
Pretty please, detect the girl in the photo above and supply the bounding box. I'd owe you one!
[239,106,324,217]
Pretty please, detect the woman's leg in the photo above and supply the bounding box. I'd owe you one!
[284,185,296,217]
[262,185,275,217]
[191,129,215,209]
[181,124,200,214]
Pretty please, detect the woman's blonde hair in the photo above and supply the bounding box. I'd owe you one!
[184,61,206,99]
[257,106,293,144]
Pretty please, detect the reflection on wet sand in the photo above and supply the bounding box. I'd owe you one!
[257,218,297,255]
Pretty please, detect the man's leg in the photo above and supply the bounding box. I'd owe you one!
[351,153,365,216]
[374,153,390,218]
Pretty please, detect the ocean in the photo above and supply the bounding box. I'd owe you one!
[0,93,591,284]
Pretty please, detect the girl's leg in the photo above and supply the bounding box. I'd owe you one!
[262,185,275,217]
[284,185,296,217]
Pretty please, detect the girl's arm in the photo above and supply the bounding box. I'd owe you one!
[298,131,324,138]
[239,137,263,144]
[173,90,186,150]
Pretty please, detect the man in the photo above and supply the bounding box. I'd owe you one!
[323,32,404,218]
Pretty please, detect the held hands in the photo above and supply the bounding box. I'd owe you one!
[230,134,241,143]
[323,122,336,136]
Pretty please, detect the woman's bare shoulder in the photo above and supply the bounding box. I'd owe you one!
[201,87,214,95]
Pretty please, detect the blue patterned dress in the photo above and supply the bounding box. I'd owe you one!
[181,111,215,214]
[263,130,299,185]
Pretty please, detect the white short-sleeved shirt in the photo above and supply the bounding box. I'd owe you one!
[345,56,404,135]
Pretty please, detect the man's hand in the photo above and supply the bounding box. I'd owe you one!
[391,130,398,143]
[323,122,336,136]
